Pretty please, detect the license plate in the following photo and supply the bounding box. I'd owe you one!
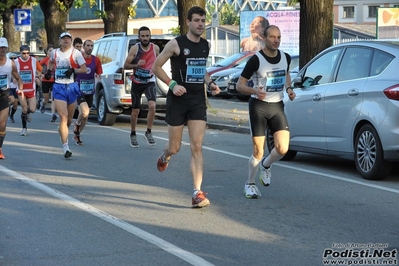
[228,84,235,92]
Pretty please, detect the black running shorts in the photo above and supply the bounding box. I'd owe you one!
[248,98,289,137]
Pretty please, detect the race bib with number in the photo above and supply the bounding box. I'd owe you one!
[265,70,286,92]
[80,79,94,94]
[55,67,68,79]
[20,70,33,84]
[185,59,206,83]
[133,68,153,83]
[0,74,8,90]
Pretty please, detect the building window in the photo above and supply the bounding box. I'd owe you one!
[368,6,378,18]
[343,6,355,18]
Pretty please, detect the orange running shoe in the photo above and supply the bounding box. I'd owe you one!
[157,153,169,172]
[192,191,210,208]
[0,150,5,159]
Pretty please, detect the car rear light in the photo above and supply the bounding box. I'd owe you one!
[383,84,399,101]
[113,68,124,85]
[120,99,132,103]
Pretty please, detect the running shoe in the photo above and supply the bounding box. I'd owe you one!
[51,114,57,122]
[144,132,156,145]
[259,161,271,186]
[20,128,27,136]
[9,116,15,123]
[0,150,5,159]
[74,134,83,146]
[73,122,80,136]
[64,150,72,158]
[192,191,210,208]
[244,183,261,199]
[157,153,169,172]
[40,102,45,114]
[130,135,139,148]
[26,113,31,123]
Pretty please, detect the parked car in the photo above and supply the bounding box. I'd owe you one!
[206,51,254,75]
[227,55,299,101]
[91,32,174,126]
[207,53,227,67]
[266,40,399,180]
[208,62,246,98]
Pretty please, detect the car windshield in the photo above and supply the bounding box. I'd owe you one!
[213,53,246,67]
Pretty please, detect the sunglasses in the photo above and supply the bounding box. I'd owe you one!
[22,52,30,55]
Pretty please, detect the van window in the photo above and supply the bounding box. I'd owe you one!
[96,40,119,64]
[127,38,172,54]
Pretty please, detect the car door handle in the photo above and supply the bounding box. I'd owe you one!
[348,89,359,96]
[312,94,322,101]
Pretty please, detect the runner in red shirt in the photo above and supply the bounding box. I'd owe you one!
[15,45,43,136]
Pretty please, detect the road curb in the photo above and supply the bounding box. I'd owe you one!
[207,122,250,134]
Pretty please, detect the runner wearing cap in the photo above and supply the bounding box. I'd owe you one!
[0,37,23,159]
[47,32,87,158]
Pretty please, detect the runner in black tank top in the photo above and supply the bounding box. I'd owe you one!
[152,6,221,208]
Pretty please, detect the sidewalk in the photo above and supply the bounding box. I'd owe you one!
[206,105,250,134]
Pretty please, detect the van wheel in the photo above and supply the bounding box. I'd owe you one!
[266,128,297,161]
[97,90,117,126]
[355,124,392,180]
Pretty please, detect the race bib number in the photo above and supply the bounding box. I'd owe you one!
[80,79,94,95]
[265,70,286,92]
[55,67,68,78]
[133,68,153,83]
[0,74,8,90]
[185,59,206,83]
[20,70,32,84]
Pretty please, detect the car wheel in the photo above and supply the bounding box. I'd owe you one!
[355,124,392,180]
[96,90,117,126]
[266,128,297,161]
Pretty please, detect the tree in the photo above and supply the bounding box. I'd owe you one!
[177,0,206,35]
[99,0,133,34]
[206,2,239,25]
[288,0,334,68]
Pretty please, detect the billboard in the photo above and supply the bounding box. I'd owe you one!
[240,10,300,55]
[377,7,399,39]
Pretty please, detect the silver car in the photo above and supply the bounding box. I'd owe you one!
[267,40,399,180]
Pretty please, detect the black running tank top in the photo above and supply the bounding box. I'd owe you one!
[171,35,209,95]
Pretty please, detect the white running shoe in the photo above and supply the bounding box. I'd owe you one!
[20,128,27,136]
[259,163,271,186]
[244,183,261,199]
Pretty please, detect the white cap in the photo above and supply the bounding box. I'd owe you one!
[0,37,8,48]
[59,32,72,39]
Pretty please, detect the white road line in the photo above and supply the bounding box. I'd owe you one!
[0,165,215,266]
[101,125,399,194]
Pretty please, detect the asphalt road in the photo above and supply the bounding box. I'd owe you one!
[1,102,398,266]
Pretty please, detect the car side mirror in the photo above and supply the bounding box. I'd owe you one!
[293,76,303,88]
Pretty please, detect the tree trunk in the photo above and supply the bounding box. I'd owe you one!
[1,8,20,52]
[178,0,206,35]
[299,0,334,68]
[39,0,74,48]
[102,0,131,34]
